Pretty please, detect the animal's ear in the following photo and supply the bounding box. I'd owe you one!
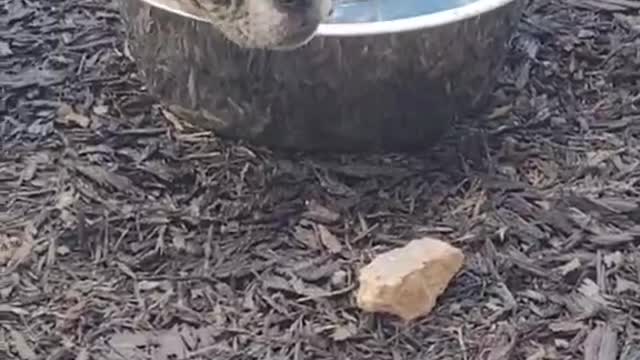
[140,0,211,23]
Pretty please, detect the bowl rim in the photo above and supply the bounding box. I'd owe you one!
[138,0,517,37]
[318,0,517,36]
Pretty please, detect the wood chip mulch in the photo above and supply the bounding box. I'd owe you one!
[1,0,640,359]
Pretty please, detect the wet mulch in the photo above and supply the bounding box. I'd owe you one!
[2,0,640,359]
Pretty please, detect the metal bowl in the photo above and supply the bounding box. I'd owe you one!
[118,0,525,151]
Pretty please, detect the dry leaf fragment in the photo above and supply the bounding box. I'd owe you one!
[294,261,339,281]
[598,326,618,360]
[316,224,342,254]
[619,345,640,360]
[548,321,586,334]
[0,304,28,319]
[289,276,327,298]
[74,164,135,193]
[0,235,22,266]
[20,159,37,182]
[8,328,36,360]
[108,331,157,359]
[584,323,618,360]
[6,231,34,270]
[161,108,185,131]
[55,190,77,209]
[93,105,109,115]
[75,348,89,360]
[0,41,12,56]
[331,323,357,341]
[484,323,517,360]
[488,104,513,119]
[57,103,91,128]
[589,232,636,246]
[557,258,582,276]
[155,326,188,360]
[615,277,640,293]
[302,201,340,224]
[262,275,294,293]
[293,220,320,249]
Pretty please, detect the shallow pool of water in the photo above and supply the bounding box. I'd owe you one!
[328,0,479,23]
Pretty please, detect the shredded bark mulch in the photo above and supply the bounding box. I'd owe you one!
[1,0,640,359]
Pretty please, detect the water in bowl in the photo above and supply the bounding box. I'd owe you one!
[328,0,479,23]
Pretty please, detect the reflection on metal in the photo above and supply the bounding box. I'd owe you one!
[329,0,478,23]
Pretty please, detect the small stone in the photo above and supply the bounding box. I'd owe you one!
[93,105,109,115]
[330,270,348,288]
[550,116,567,127]
[56,245,71,256]
[356,237,464,321]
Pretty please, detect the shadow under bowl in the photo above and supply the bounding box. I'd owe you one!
[117,0,525,152]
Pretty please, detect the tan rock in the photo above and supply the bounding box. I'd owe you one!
[356,237,464,321]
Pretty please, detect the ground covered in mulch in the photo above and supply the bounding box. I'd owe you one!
[2,0,640,359]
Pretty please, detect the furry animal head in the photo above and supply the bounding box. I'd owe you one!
[195,0,334,49]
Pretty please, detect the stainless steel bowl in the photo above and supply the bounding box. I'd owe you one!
[118,0,525,151]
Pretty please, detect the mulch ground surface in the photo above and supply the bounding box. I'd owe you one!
[2,0,640,359]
